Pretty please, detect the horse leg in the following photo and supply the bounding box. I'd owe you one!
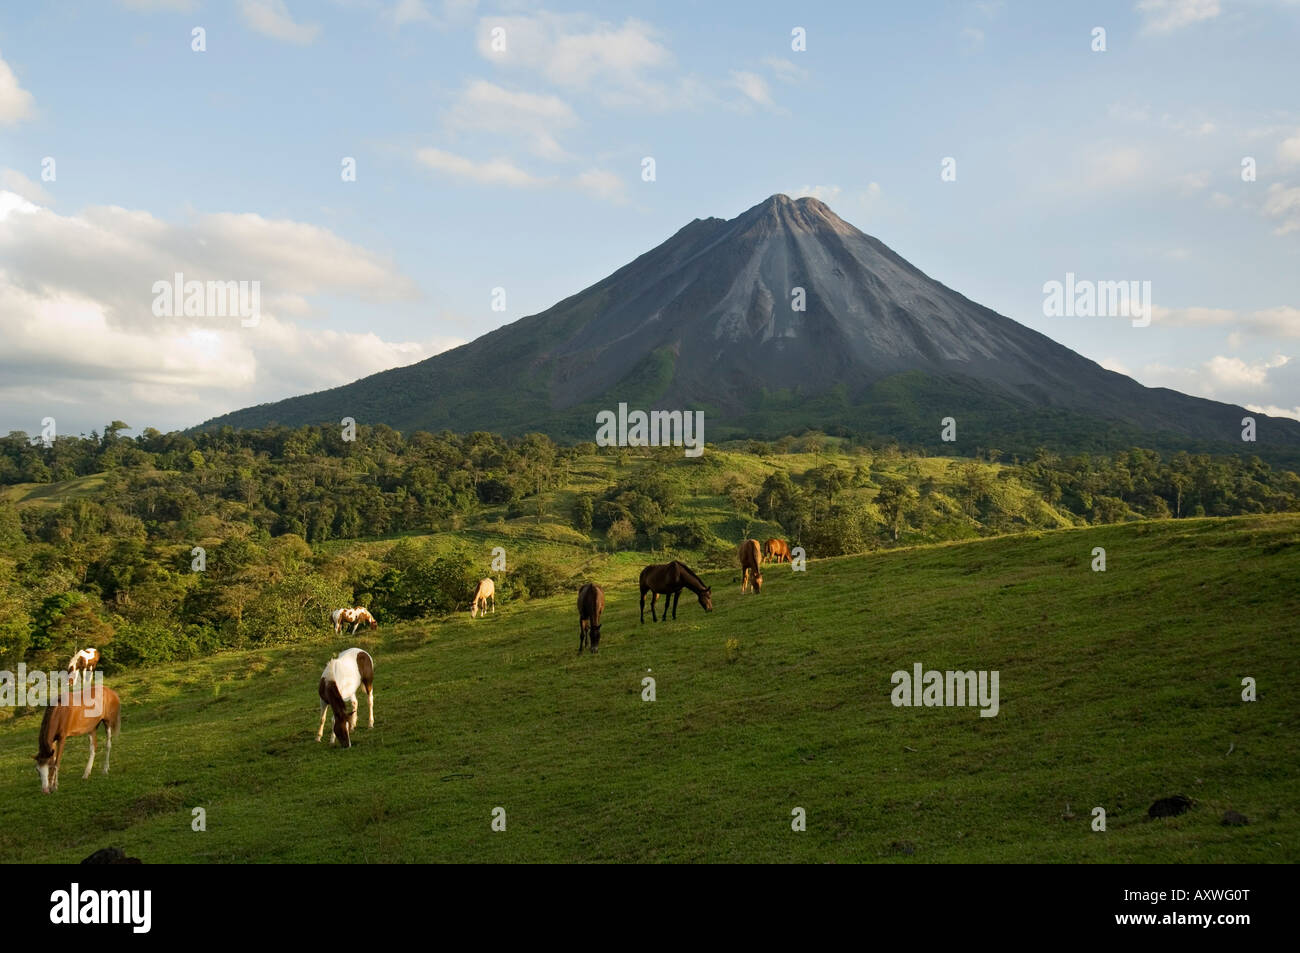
[367,685,374,729]
[672,590,680,619]
[348,696,359,732]
[650,592,658,622]
[490,595,495,614]
[53,739,64,791]
[103,723,112,774]
[317,702,329,742]
[639,589,646,623]
[579,622,586,654]
[83,730,97,779]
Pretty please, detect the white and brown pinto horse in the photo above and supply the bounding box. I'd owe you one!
[67,647,100,687]
[331,607,377,635]
[317,648,375,748]
[35,686,121,794]
[470,578,495,618]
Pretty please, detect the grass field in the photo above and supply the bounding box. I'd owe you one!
[2,515,1297,863]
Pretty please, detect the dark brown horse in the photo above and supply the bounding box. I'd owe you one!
[35,686,121,794]
[577,583,605,653]
[739,539,763,593]
[763,538,792,563]
[639,561,712,622]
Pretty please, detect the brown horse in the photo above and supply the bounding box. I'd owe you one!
[639,561,712,622]
[35,686,121,794]
[739,539,763,594]
[577,583,605,653]
[763,538,792,563]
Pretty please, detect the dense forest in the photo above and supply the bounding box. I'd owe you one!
[1,422,1297,680]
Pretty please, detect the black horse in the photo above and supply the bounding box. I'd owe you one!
[578,583,605,653]
[639,561,713,622]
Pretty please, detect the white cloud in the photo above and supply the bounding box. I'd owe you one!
[763,57,808,84]
[1151,304,1300,336]
[1262,182,1300,235]
[444,81,578,161]
[0,52,35,124]
[1174,170,1210,192]
[962,27,985,50]
[572,168,626,203]
[1108,101,1151,123]
[415,149,624,200]
[1244,403,1300,421]
[1,168,52,205]
[117,0,197,10]
[1082,147,1148,189]
[730,70,773,108]
[1278,129,1300,167]
[416,148,544,187]
[239,0,322,45]
[1204,353,1288,389]
[0,191,449,432]
[792,185,842,204]
[472,11,752,112]
[477,13,671,96]
[1136,0,1221,34]
[390,0,478,29]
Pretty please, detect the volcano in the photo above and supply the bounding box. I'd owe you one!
[198,195,1300,458]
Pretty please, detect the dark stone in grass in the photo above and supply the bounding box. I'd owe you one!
[1221,810,1249,826]
[889,840,916,856]
[1148,795,1193,819]
[81,847,142,864]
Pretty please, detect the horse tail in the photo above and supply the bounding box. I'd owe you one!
[108,691,122,735]
[356,650,375,693]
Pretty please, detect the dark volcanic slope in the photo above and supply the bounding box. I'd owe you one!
[198,195,1300,454]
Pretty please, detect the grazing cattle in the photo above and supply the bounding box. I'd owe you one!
[577,583,605,654]
[763,538,792,564]
[639,561,713,623]
[67,647,100,687]
[470,578,495,618]
[317,648,375,748]
[34,686,121,794]
[331,607,378,635]
[739,539,763,594]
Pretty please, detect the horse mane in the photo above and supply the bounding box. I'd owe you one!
[36,704,57,760]
[674,561,708,593]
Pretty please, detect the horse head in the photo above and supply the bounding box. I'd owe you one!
[34,752,54,793]
[699,586,713,612]
[589,623,601,652]
[753,571,763,594]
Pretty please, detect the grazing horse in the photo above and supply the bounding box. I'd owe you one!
[331,607,377,635]
[34,686,121,794]
[317,648,375,748]
[639,561,713,623]
[67,647,100,687]
[763,538,792,564]
[577,583,605,654]
[470,578,495,618]
[739,539,764,594]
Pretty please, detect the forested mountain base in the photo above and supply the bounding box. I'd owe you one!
[1,424,1297,675]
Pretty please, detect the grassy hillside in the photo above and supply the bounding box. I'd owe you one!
[2,515,1297,863]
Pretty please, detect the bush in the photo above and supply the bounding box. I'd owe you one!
[607,518,636,551]
[572,494,594,533]
[510,560,568,600]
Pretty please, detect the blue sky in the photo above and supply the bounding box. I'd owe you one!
[1,0,1298,436]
